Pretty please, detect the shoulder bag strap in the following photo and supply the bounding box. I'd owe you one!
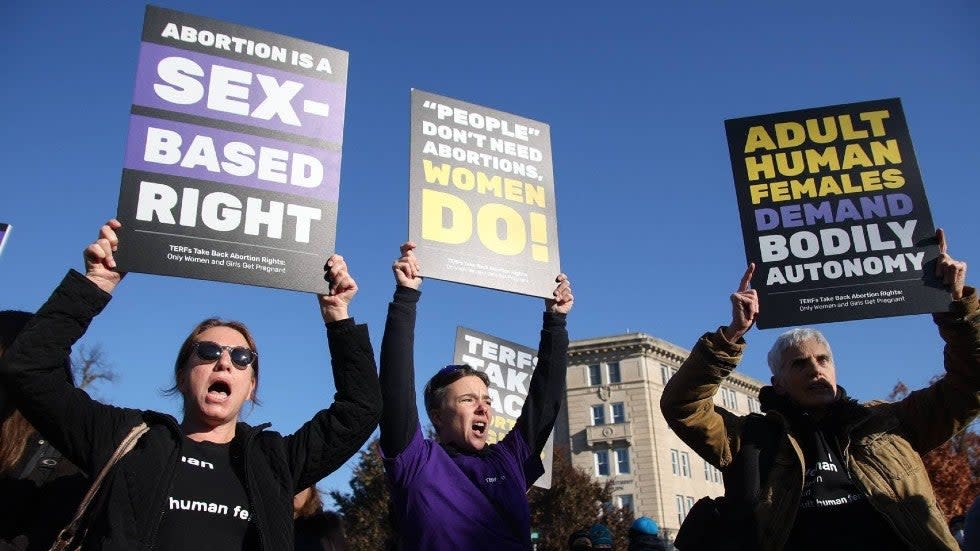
[48,422,150,551]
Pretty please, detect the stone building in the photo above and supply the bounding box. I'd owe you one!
[554,331,766,543]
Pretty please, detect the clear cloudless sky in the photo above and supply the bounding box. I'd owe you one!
[2,1,978,505]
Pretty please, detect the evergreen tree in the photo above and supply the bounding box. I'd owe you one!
[329,439,394,551]
[529,447,634,550]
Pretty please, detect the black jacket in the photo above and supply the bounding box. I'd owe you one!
[0,270,381,550]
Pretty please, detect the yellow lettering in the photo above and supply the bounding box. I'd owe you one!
[804,146,841,174]
[870,139,901,166]
[838,114,869,140]
[749,183,769,205]
[790,177,817,199]
[859,170,883,191]
[840,143,874,170]
[504,178,523,202]
[860,110,890,137]
[804,117,838,144]
[745,155,775,181]
[744,126,776,153]
[774,122,806,148]
[817,175,844,197]
[477,204,525,256]
[770,181,790,202]
[882,168,905,189]
[421,189,471,244]
[422,159,451,185]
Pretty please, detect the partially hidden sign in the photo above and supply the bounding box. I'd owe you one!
[115,5,348,293]
[453,326,554,489]
[410,90,560,299]
[725,98,949,328]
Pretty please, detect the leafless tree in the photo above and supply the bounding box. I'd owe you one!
[71,343,117,394]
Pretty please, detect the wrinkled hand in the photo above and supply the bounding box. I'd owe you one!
[318,254,356,322]
[935,228,967,301]
[546,274,574,314]
[392,242,422,290]
[84,219,125,294]
[723,263,758,342]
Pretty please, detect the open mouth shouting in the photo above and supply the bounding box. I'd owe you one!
[472,421,488,437]
[207,379,232,403]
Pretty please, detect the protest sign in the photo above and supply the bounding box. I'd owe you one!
[453,326,553,489]
[114,5,348,293]
[410,90,560,298]
[725,98,949,328]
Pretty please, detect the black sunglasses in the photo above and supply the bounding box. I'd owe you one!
[192,341,256,369]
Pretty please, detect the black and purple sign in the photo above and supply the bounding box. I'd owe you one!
[114,6,348,293]
[725,98,949,328]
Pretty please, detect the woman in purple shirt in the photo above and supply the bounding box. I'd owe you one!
[378,242,573,550]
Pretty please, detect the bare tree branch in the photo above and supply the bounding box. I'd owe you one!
[72,342,118,394]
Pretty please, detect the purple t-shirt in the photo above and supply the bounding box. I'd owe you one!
[384,423,543,550]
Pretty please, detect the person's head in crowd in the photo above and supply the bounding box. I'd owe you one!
[0,310,73,475]
[628,516,664,551]
[163,318,260,435]
[423,364,492,452]
[568,527,593,550]
[767,327,837,411]
[589,523,614,549]
[629,516,659,538]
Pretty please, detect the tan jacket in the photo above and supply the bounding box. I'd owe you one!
[661,288,979,551]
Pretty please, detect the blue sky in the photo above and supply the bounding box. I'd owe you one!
[2,1,977,504]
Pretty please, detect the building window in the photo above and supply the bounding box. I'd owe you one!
[608,361,621,383]
[615,448,631,474]
[617,494,634,513]
[680,451,691,478]
[611,402,626,424]
[660,363,671,384]
[677,495,695,524]
[588,364,601,386]
[721,387,738,410]
[591,405,606,426]
[670,449,679,475]
[747,396,761,413]
[704,460,722,484]
[595,450,610,476]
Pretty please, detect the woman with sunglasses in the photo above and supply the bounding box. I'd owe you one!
[0,219,382,550]
[379,242,574,550]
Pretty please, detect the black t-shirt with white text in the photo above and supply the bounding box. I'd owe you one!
[785,427,908,550]
[154,437,250,550]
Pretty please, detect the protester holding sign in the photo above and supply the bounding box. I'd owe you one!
[379,242,572,550]
[661,229,975,551]
[0,219,381,550]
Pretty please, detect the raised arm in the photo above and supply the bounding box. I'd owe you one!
[723,263,758,342]
[661,265,755,468]
[290,253,382,489]
[379,242,423,457]
[0,219,142,474]
[514,274,573,456]
[889,229,978,453]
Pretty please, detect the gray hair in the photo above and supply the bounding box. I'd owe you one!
[767,328,832,377]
